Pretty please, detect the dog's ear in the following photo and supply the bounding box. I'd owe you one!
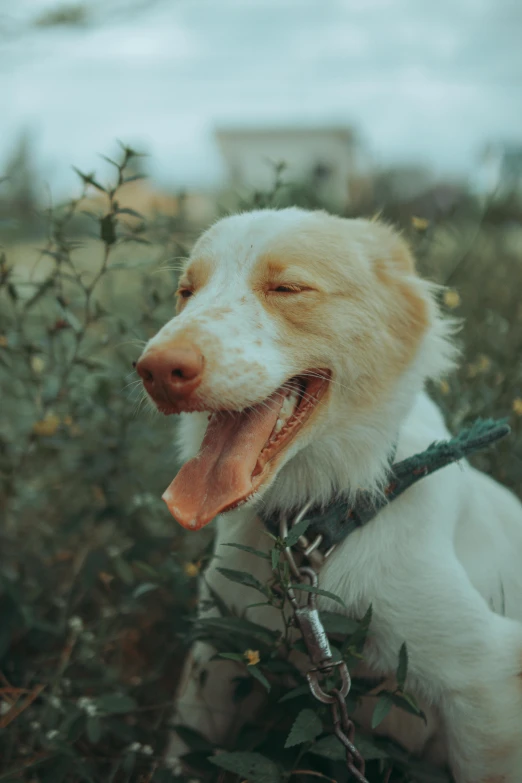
[370,232,430,365]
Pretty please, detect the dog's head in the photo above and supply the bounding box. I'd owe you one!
[136,208,455,530]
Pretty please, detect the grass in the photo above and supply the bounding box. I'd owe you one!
[0,148,521,783]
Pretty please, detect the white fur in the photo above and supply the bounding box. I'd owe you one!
[143,208,522,783]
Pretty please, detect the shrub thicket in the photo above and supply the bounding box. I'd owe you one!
[0,147,521,782]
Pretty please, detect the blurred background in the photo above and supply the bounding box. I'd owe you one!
[1,2,521,782]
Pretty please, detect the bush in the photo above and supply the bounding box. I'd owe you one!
[0,147,521,782]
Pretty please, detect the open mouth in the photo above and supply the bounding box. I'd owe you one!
[162,370,331,530]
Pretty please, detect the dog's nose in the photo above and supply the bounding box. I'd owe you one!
[136,343,204,401]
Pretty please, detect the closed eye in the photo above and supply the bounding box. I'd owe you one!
[177,287,194,299]
[271,284,313,294]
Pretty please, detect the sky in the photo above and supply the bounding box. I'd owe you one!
[2,0,521,196]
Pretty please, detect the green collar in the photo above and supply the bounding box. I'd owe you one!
[260,418,511,554]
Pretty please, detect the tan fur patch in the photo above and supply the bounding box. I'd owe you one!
[176,258,212,314]
[251,215,431,413]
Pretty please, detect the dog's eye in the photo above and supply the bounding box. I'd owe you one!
[177,288,194,299]
[272,284,307,294]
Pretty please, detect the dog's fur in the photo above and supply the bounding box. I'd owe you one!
[139,208,522,783]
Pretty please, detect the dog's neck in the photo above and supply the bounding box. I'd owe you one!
[257,379,414,520]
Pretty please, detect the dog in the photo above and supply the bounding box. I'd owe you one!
[136,208,522,783]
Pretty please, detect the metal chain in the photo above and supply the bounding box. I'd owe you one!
[280,515,369,783]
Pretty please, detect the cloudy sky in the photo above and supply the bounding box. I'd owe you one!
[2,0,521,195]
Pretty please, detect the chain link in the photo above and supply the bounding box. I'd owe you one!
[280,515,369,783]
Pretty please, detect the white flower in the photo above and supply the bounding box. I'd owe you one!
[131,492,155,508]
[30,721,41,730]
[46,729,59,740]
[128,742,142,752]
[77,696,97,716]
[167,756,183,776]
[0,702,11,715]
[49,695,62,709]
[68,616,84,633]
[142,745,153,755]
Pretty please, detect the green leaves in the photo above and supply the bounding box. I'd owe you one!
[289,582,346,607]
[222,542,270,560]
[397,641,408,690]
[371,692,394,728]
[72,167,107,193]
[216,567,269,595]
[210,751,282,783]
[282,516,312,548]
[95,694,137,714]
[284,708,323,748]
[100,213,117,246]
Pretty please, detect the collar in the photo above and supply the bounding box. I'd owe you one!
[259,418,510,557]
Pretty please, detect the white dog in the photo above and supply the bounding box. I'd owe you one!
[136,208,522,783]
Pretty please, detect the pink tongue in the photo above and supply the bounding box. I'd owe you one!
[162,395,283,530]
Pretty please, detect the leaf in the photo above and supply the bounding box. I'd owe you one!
[342,603,372,655]
[309,734,346,761]
[389,690,427,723]
[248,665,271,692]
[396,642,408,690]
[86,716,102,744]
[100,213,117,245]
[320,611,360,637]
[283,516,312,548]
[194,615,279,644]
[72,167,107,192]
[132,582,158,599]
[115,207,144,219]
[218,652,244,662]
[284,708,323,748]
[96,694,137,714]
[289,583,346,607]
[216,567,268,595]
[278,683,311,703]
[23,276,55,310]
[271,547,280,570]
[113,556,134,586]
[222,542,270,560]
[351,733,390,761]
[172,724,214,752]
[210,751,281,783]
[371,692,394,729]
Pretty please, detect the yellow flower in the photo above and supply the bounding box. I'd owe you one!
[30,356,45,374]
[411,216,429,231]
[32,413,60,437]
[443,289,461,309]
[439,380,450,395]
[244,649,260,666]
[0,335,8,348]
[477,355,491,373]
[513,398,522,416]
[184,562,200,578]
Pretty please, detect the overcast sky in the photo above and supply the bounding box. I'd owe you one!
[2,0,521,196]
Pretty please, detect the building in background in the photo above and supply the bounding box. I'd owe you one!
[481,142,522,195]
[215,125,372,209]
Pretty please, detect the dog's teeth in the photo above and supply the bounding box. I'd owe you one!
[274,417,284,433]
